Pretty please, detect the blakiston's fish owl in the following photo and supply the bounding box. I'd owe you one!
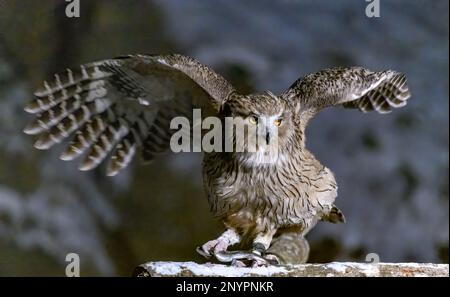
[24,54,411,266]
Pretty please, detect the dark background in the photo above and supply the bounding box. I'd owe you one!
[0,0,448,276]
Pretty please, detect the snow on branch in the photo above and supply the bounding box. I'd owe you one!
[133,261,449,277]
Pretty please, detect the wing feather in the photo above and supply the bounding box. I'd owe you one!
[24,54,235,175]
[282,67,411,116]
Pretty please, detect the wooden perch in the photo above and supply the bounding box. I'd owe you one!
[133,261,449,277]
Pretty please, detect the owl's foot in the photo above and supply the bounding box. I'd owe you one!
[196,229,241,259]
[196,229,280,266]
[214,250,280,267]
[249,251,280,267]
[230,258,266,268]
[197,239,229,259]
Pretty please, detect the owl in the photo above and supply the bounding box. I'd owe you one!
[24,54,410,266]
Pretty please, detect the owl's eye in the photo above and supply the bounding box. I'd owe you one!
[248,115,258,125]
[274,119,283,127]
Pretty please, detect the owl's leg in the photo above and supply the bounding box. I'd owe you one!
[252,229,277,255]
[240,229,278,267]
[197,229,241,259]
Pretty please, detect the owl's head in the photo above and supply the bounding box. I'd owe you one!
[223,92,296,165]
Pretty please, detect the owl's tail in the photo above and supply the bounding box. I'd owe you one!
[267,231,310,264]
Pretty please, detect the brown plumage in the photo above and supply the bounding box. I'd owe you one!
[24,54,411,265]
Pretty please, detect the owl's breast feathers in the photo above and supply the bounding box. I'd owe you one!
[203,149,338,238]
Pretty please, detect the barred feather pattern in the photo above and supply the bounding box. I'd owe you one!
[141,103,192,162]
[23,56,210,176]
[342,72,410,113]
[283,67,411,116]
[25,65,139,176]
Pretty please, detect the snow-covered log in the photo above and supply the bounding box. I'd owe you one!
[133,261,449,277]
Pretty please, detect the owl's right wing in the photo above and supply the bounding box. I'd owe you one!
[282,67,411,116]
[24,54,236,176]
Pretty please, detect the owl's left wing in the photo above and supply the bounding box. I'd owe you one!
[282,67,411,115]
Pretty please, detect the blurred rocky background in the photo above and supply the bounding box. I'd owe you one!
[0,0,448,276]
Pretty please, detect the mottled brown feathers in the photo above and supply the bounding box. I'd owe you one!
[24,55,411,262]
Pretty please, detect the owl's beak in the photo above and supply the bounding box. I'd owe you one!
[265,132,270,145]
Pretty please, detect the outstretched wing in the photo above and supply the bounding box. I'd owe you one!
[24,54,235,176]
[282,67,411,115]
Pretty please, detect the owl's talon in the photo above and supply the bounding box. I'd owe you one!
[231,259,247,267]
[200,248,279,267]
[215,250,249,262]
[197,239,220,258]
[214,250,273,267]
[251,258,269,267]
[196,246,213,259]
